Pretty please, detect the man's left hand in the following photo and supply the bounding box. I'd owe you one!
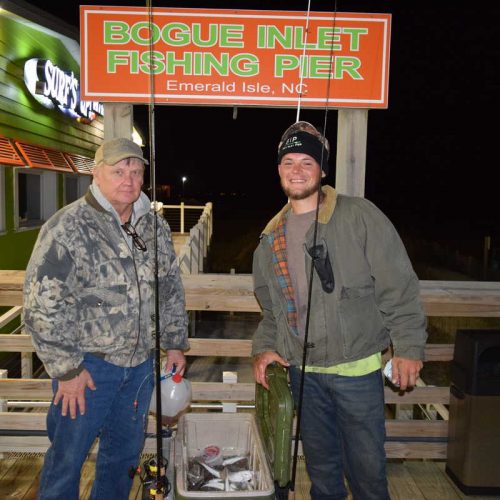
[390,357,423,390]
[164,349,187,376]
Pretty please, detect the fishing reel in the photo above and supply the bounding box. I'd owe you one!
[135,455,171,500]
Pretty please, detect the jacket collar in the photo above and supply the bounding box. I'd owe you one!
[261,185,338,236]
[85,188,106,213]
[85,184,151,224]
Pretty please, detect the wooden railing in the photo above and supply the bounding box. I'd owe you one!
[1,271,500,458]
[161,202,213,274]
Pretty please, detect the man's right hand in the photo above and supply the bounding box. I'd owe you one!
[54,369,96,419]
[253,351,290,390]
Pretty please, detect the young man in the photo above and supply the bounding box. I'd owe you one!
[24,137,189,499]
[252,122,427,499]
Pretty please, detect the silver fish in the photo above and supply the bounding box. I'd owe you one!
[201,479,225,490]
[228,470,253,482]
[222,455,247,466]
[199,461,221,479]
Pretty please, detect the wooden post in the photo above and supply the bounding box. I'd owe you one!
[21,352,33,378]
[103,103,134,140]
[335,109,368,197]
[222,371,238,413]
[201,214,209,258]
[0,369,6,459]
[229,269,235,317]
[0,369,7,412]
[207,202,213,242]
[180,202,185,234]
[483,236,491,280]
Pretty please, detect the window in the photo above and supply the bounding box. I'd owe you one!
[15,169,57,229]
[64,174,91,204]
[65,175,78,204]
[17,170,41,227]
[0,167,5,233]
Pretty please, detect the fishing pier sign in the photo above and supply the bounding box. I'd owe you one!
[80,7,391,108]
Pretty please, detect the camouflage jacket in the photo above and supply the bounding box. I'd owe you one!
[24,189,189,379]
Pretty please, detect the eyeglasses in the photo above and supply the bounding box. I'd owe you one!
[121,222,147,252]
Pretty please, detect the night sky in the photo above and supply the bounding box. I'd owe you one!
[22,1,499,242]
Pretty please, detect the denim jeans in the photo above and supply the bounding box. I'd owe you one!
[289,367,390,500]
[38,353,154,500]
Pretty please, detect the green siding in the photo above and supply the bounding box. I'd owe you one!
[0,226,39,270]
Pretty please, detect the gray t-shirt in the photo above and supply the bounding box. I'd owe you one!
[286,209,316,337]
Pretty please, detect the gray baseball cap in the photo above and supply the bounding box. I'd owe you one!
[94,137,149,166]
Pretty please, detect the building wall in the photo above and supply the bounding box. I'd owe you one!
[0,168,40,270]
[0,9,104,155]
[0,5,100,270]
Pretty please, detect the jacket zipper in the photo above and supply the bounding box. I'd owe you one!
[120,216,143,366]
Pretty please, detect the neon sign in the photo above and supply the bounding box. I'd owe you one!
[24,58,104,123]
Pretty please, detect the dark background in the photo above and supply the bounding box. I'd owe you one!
[23,1,500,264]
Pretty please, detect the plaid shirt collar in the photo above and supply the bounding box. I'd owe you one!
[268,213,298,336]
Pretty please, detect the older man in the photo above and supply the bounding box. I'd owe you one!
[24,137,188,499]
[252,122,427,500]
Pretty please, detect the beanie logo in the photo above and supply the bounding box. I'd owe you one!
[284,136,303,149]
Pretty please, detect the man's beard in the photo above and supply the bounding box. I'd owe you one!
[281,178,321,200]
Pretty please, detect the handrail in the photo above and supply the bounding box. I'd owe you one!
[151,201,213,273]
[2,272,500,314]
[1,272,500,458]
[0,378,450,406]
[160,201,210,234]
[0,335,455,360]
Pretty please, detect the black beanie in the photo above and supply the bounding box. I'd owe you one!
[277,130,329,175]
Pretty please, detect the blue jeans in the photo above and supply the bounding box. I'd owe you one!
[289,367,389,500]
[38,353,154,500]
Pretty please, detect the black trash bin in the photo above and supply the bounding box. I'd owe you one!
[446,329,500,495]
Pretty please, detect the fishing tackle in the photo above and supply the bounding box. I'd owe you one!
[288,2,339,499]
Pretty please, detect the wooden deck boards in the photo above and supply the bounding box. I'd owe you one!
[1,453,498,499]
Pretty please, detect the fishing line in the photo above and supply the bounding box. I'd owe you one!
[295,0,312,122]
[320,0,338,154]
[289,2,338,498]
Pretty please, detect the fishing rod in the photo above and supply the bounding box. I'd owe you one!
[140,1,169,499]
[288,2,338,499]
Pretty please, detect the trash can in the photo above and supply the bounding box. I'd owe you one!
[446,329,500,495]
